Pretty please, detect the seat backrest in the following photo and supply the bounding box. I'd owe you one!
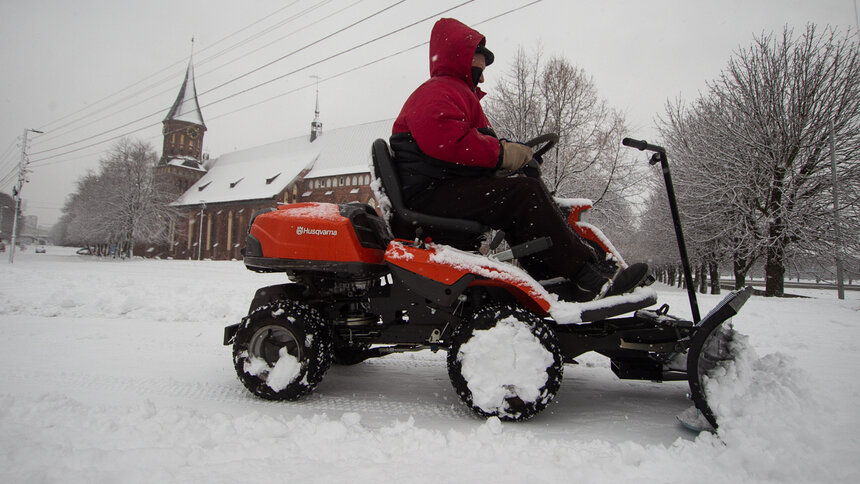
[371,139,488,238]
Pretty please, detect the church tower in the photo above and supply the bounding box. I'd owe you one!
[158,55,207,193]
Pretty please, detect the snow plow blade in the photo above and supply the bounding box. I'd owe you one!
[686,286,755,429]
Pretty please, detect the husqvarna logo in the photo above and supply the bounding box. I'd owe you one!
[296,226,338,237]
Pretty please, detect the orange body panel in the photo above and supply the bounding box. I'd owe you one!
[384,241,552,315]
[567,201,625,265]
[250,203,384,264]
[567,202,605,250]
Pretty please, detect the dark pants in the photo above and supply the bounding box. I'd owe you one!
[406,175,597,280]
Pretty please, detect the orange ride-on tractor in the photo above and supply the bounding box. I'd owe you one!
[224,134,752,427]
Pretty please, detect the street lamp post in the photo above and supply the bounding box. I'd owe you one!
[197,202,206,261]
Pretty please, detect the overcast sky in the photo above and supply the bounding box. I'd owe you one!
[1,0,856,227]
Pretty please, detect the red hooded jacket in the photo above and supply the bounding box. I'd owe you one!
[392,18,501,169]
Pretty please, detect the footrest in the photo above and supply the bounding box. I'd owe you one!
[578,290,658,322]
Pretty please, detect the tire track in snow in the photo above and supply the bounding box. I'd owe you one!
[0,357,472,420]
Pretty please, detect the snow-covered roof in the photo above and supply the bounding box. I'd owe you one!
[172,119,392,207]
[304,119,392,179]
[165,157,206,171]
[164,59,206,127]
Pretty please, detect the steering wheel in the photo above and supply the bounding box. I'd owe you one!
[523,133,559,160]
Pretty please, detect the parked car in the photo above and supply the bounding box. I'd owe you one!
[0,241,5,253]
[35,245,46,254]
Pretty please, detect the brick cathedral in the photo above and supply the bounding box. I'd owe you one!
[145,57,390,260]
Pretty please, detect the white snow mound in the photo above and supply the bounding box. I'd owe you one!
[243,348,302,392]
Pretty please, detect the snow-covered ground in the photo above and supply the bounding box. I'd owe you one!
[1,247,858,483]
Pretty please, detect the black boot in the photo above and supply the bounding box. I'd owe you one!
[605,262,651,297]
[570,263,612,302]
[569,262,651,302]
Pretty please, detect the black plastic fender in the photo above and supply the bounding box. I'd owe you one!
[224,283,307,346]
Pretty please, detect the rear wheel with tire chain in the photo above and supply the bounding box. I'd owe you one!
[447,304,563,421]
[233,300,332,401]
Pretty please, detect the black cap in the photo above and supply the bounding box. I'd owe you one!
[475,43,494,66]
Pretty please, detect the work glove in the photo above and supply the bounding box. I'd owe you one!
[500,140,533,171]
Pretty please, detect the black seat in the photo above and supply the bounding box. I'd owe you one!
[371,139,489,241]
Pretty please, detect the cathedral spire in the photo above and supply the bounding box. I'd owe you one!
[310,76,322,142]
[164,53,206,127]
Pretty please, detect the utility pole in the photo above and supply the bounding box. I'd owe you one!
[9,128,43,263]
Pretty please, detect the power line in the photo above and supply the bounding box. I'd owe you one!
[197,0,406,98]
[197,0,475,111]
[31,0,328,147]
[217,0,545,121]
[195,0,336,70]
[208,41,428,122]
[33,0,359,149]
[0,138,17,163]
[194,0,363,83]
[0,138,23,190]
[29,0,407,159]
[0,169,19,190]
[34,0,307,134]
[0,171,19,190]
[28,0,541,167]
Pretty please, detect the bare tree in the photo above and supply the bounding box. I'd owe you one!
[660,98,764,289]
[487,46,545,140]
[660,25,860,296]
[60,139,179,257]
[485,46,645,237]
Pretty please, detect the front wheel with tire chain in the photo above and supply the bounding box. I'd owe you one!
[447,304,564,421]
[232,299,332,401]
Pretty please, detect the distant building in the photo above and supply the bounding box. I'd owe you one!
[139,55,391,260]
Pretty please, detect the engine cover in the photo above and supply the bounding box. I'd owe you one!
[243,203,390,273]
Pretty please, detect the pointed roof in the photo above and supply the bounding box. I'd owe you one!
[164,58,206,127]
